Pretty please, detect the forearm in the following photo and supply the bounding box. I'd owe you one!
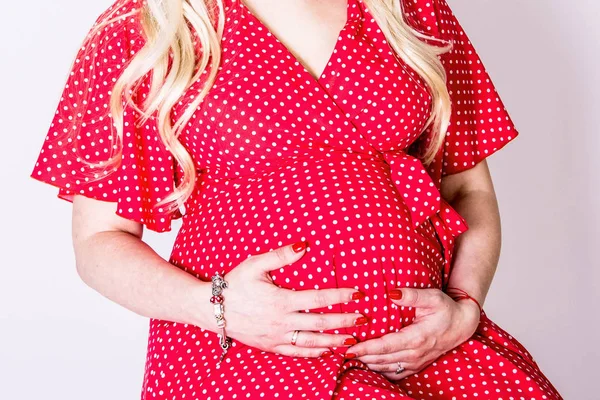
[73,230,217,332]
[445,189,502,307]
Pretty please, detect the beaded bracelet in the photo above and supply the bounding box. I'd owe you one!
[445,286,483,314]
[211,271,232,365]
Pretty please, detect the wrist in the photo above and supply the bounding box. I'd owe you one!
[445,286,483,313]
[456,298,481,330]
[187,280,219,333]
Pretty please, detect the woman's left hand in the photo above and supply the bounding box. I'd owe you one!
[344,287,482,381]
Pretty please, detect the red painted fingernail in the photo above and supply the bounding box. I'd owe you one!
[343,337,357,345]
[389,289,403,300]
[320,350,333,357]
[344,353,357,359]
[351,291,365,300]
[292,241,307,253]
[354,316,368,326]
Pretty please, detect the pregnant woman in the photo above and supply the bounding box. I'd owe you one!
[30,0,563,398]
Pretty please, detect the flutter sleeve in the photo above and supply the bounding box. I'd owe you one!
[29,1,180,232]
[404,0,521,176]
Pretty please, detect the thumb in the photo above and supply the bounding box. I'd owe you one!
[388,287,443,309]
[252,240,309,275]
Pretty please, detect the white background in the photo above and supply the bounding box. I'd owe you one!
[1,0,598,398]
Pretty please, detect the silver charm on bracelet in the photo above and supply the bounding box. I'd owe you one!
[211,271,231,365]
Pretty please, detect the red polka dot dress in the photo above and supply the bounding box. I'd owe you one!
[30,0,563,398]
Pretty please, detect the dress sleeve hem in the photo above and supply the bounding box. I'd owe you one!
[441,129,520,177]
[29,170,178,233]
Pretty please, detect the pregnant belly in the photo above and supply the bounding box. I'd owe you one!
[170,156,445,343]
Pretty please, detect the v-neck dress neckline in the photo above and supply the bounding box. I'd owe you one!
[236,0,363,84]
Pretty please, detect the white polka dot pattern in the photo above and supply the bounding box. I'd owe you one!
[29,0,562,399]
[29,0,181,232]
[401,0,520,176]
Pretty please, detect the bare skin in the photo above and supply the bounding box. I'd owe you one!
[72,0,503,375]
[240,0,349,80]
[72,195,365,358]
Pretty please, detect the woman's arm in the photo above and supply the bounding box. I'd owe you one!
[440,159,502,307]
[69,194,363,358]
[71,195,217,331]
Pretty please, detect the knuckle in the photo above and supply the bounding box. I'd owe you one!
[411,335,425,347]
[380,341,392,354]
[410,290,419,307]
[411,349,425,360]
[314,315,328,330]
[274,247,288,264]
[244,254,258,266]
[313,292,329,308]
[372,355,386,364]
[432,291,445,305]
[278,316,292,332]
[302,335,316,348]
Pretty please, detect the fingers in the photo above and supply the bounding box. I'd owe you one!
[272,344,335,359]
[251,241,309,275]
[286,311,366,332]
[366,361,418,373]
[286,330,357,349]
[369,364,417,381]
[346,325,425,356]
[287,287,364,311]
[357,348,420,365]
[272,330,357,358]
[388,287,446,309]
[346,336,396,357]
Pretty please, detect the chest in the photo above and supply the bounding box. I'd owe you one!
[174,0,433,173]
[239,0,348,81]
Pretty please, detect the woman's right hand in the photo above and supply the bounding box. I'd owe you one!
[221,241,366,358]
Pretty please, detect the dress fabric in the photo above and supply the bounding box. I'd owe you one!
[29,0,563,399]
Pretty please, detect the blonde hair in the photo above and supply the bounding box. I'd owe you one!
[82,0,452,217]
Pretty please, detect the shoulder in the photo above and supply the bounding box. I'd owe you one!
[80,0,147,59]
[62,0,149,97]
[399,0,457,40]
[91,0,145,29]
